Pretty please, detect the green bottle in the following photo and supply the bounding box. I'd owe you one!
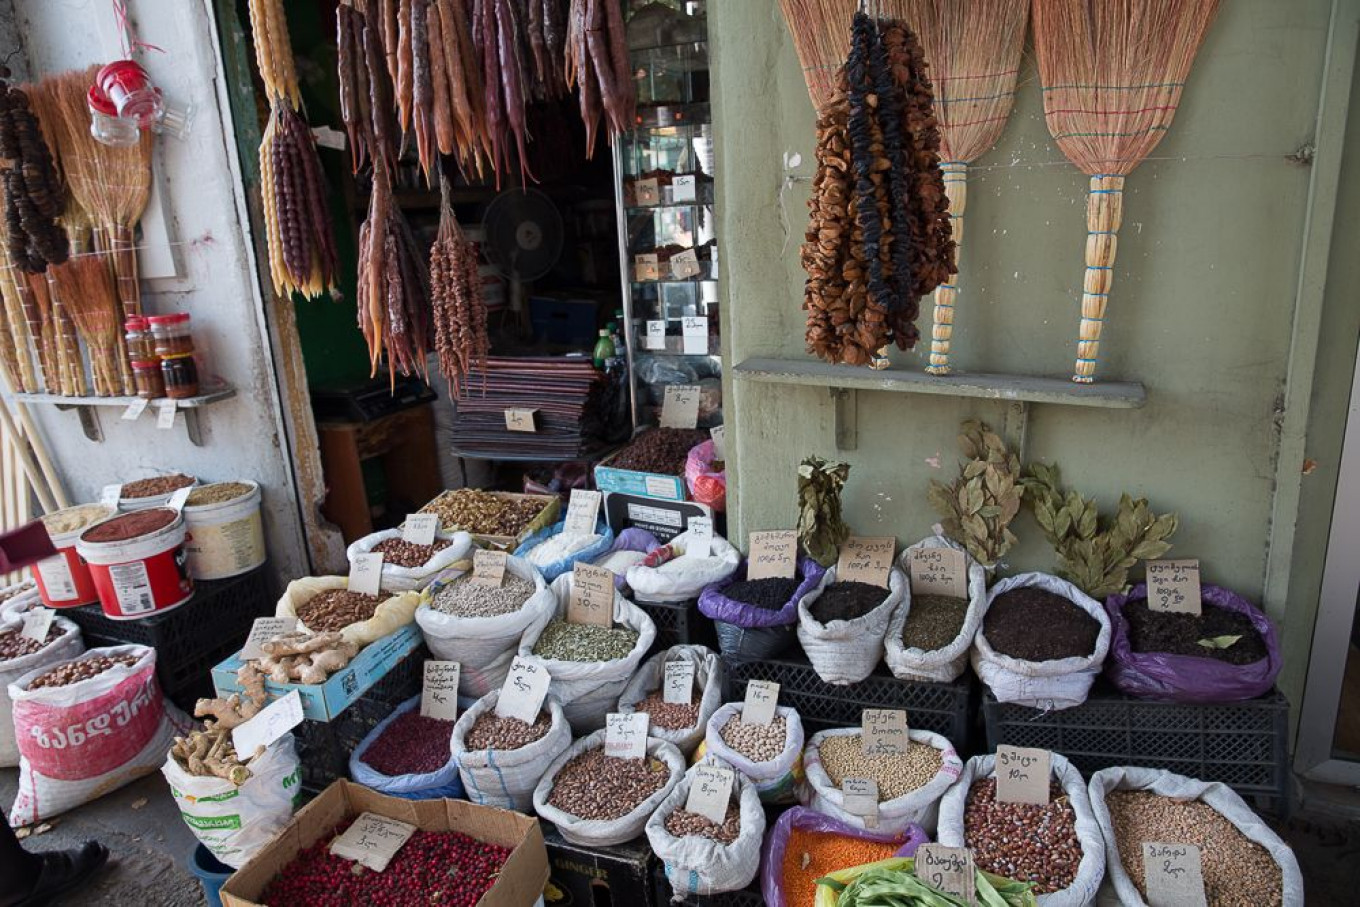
[592,328,615,367]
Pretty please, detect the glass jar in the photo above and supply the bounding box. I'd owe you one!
[131,360,165,400]
[160,353,199,399]
[148,314,194,358]
[124,316,153,362]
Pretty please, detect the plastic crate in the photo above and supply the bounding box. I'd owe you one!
[62,567,273,711]
[722,652,974,749]
[637,597,717,656]
[654,865,764,907]
[982,686,1291,813]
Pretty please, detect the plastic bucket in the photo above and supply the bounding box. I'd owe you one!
[76,508,194,620]
[32,505,113,609]
[183,481,265,580]
[187,843,233,907]
[119,476,199,512]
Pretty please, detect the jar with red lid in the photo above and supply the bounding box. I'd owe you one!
[124,316,153,362]
[160,353,199,399]
[132,361,165,400]
[148,313,194,358]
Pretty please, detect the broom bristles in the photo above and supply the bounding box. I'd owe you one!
[779,0,857,110]
[50,255,121,396]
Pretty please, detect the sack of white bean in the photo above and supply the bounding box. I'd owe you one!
[451,690,572,812]
[617,645,725,756]
[883,536,989,684]
[346,528,474,592]
[937,753,1105,907]
[625,527,742,603]
[645,754,766,897]
[796,567,905,685]
[800,727,962,835]
[0,614,84,767]
[701,702,806,804]
[1088,766,1303,907]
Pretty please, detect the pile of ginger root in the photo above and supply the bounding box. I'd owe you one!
[251,630,358,685]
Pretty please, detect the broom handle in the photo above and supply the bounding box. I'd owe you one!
[926,162,967,376]
[0,390,56,514]
[0,362,69,509]
[0,276,37,392]
[14,279,54,393]
[1072,174,1124,383]
[111,223,141,318]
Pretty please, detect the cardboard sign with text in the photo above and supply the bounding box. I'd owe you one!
[862,709,909,756]
[660,385,701,429]
[348,553,384,597]
[471,549,508,587]
[663,660,696,704]
[421,660,461,721]
[915,845,975,904]
[685,764,734,825]
[504,409,538,433]
[568,563,615,627]
[747,530,797,580]
[836,536,895,588]
[564,489,603,537]
[1142,843,1208,907]
[1146,559,1202,615]
[496,656,551,724]
[995,745,1051,806]
[330,813,417,873]
[742,680,780,726]
[604,712,649,760]
[841,778,879,827]
[402,514,439,546]
[908,547,969,599]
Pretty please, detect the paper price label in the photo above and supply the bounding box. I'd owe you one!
[167,486,192,512]
[564,489,603,537]
[156,399,178,430]
[671,250,702,280]
[1142,843,1208,907]
[635,253,662,281]
[660,385,701,429]
[1147,559,1202,615]
[672,174,697,202]
[908,547,969,599]
[20,608,54,643]
[681,315,708,355]
[122,397,150,421]
[644,320,667,350]
[995,745,1051,806]
[742,680,780,726]
[747,530,797,580]
[686,516,713,558]
[604,712,649,760]
[836,536,895,588]
[635,178,660,206]
[402,513,439,546]
[421,660,461,721]
[505,408,538,433]
[710,424,726,460]
[240,617,300,661]
[685,765,734,825]
[472,549,508,586]
[842,778,879,827]
[569,563,615,626]
[348,553,384,597]
[915,845,976,904]
[330,812,418,873]
[663,660,696,704]
[232,689,304,757]
[99,484,122,509]
[497,656,551,723]
[862,709,909,756]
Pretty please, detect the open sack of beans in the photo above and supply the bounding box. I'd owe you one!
[801,727,962,834]
[761,806,928,907]
[451,690,571,811]
[617,645,724,755]
[9,645,190,825]
[345,528,474,592]
[518,572,656,734]
[1104,583,1282,703]
[416,556,555,698]
[532,727,686,847]
[699,557,828,660]
[972,573,1111,710]
[594,527,662,589]
[277,576,422,648]
[0,613,83,767]
[625,526,741,603]
[645,754,766,897]
[0,580,39,624]
[702,702,806,804]
[884,536,989,683]
[937,753,1104,906]
[348,695,463,800]
[797,567,905,685]
[684,439,727,511]
[514,518,614,582]
[1089,766,1303,907]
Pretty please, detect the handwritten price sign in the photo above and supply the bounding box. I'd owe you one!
[1142,843,1207,907]
[861,709,909,756]
[747,530,796,580]
[836,536,894,588]
[496,656,550,724]
[1146,559,1202,615]
[908,547,969,599]
[995,745,1050,806]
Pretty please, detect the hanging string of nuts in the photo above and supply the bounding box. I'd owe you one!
[0,74,68,274]
[430,174,488,396]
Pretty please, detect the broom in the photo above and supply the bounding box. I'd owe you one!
[51,255,122,397]
[778,0,857,111]
[1033,0,1220,383]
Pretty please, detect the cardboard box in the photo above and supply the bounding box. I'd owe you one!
[420,490,561,550]
[594,452,689,502]
[211,623,423,721]
[543,825,656,907]
[603,492,712,543]
[221,781,547,907]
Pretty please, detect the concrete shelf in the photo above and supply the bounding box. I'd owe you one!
[14,385,237,446]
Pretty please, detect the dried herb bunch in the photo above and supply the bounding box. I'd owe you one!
[1022,462,1178,600]
[798,456,852,568]
[928,420,1022,569]
[0,75,67,274]
[429,176,488,396]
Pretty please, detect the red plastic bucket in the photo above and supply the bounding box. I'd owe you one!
[75,508,194,620]
[34,504,114,608]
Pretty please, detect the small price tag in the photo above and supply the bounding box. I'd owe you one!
[330,812,418,873]
[635,253,662,281]
[685,764,734,825]
[504,408,538,432]
[686,516,713,558]
[836,536,895,588]
[681,315,708,354]
[1146,559,1202,615]
[121,397,149,421]
[662,659,696,704]
[671,250,702,280]
[841,778,880,827]
[660,385,701,429]
[710,424,726,461]
[402,513,439,546]
[908,547,969,599]
[862,709,909,756]
[1142,843,1208,907]
[348,553,384,597]
[672,174,697,202]
[644,320,666,350]
[99,484,122,509]
[635,178,660,205]
[421,660,461,721]
[240,617,300,661]
[496,656,551,724]
[995,745,1051,806]
[747,530,797,580]
[564,489,603,537]
[569,562,615,626]
[472,549,508,587]
[156,399,178,430]
[167,486,192,512]
[19,607,54,643]
[915,845,976,904]
[232,689,304,757]
[604,712,649,760]
[742,680,780,726]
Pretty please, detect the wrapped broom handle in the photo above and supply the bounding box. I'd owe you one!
[926,161,967,376]
[1073,174,1124,383]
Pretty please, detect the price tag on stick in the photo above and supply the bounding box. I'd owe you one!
[240,616,299,660]
[564,489,603,537]
[19,608,54,643]
[1142,843,1208,907]
[569,563,615,626]
[496,656,551,724]
[685,764,734,825]
[908,547,969,599]
[330,813,418,873]
[742,680,780,726]
[862,709,909,756]
[841,778,879,828]
[836,536,895,588]
[660,384,701,429]
[232,690,304,757]
[605,712,649,759]
[122,397,149,421]
[1146,559,1202,615]
[348,553,384,597]
[421,660,461,721]
[402,513,439,546]
[663,659,695,704]
[471,549,508,587]
[747,530,797,580]
[504,408,538,432]
[995,745,1051,806]
[915,845,976,904]
[156,399,178,430]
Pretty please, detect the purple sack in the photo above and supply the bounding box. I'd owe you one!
[1104,583,1282,703]
[698,557,827,628]
[760,806,929,907]
[604,528,661,590]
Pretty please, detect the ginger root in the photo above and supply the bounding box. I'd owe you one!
[254,631,358,686]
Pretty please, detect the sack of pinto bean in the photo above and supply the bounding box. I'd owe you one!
[971,572,1112,710]
[532,728,686,847]
[1089,766,1303,907]
[645,754,766,897]
[416,556,556,698]
[800,727,962,835]
[796,567,906,685]
[761,806,929,907]
[345,528,474,593]
[616,645,725,756]
[701,702,806,804]
[937,753,1105,907]
[276,576,422,648]
[624,527,741,604]
[0,614,83,768]
[450,691,572,812]
[699,558,828,660]
[514,518,614,582]
[883,536,989,684]
[348,695,464,800]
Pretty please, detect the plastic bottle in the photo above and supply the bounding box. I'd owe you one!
[592,329,616,368]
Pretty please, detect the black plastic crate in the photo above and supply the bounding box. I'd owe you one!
[653,861,764,907]
[638,597,717,656]
[63,567,274,711]
[982,686,1291,813]
[722,652,974,749]
[546,826,657,907]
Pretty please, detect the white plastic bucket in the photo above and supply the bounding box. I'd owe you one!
[182,482,265,580]
[76,508,194,620]
[119,476,199,512]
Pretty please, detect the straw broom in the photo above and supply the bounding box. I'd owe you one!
[778,0,857,111]
[1033,0,1219,383]
[51,255,122,397]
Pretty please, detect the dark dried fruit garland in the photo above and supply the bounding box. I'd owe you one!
[430,176,488,397]
[0,76,67,274]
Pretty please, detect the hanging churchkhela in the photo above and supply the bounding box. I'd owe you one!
[566,0,634,159]
[429,175,488,397]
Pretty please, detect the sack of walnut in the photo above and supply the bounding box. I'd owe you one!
[345,528,474,592]
[451,690,571,812]
[701,702,805,804]
[796,567,905,685]
[276,576,422,648]
[617,645,724,756]
[646,754,766,898]
[883,536,989,684]
[0,614,84,767]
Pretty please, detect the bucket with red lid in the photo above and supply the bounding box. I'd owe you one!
[75,507,194,620]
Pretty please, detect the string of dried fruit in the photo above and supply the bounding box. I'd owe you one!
[430,176,488,397]
[337,2,370,174]
[566,0,634,159]
[247,0,300,109]
[357,163,430,387]
[433,0,490,172]
[844,14,894,336]
[0,76,68,274]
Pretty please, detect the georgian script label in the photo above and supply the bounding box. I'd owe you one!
[240,617,300,661]
[645,320,666,350]
[742,680,780,726]
[861,709,909,756]
[1142,843,1208,907]
[568,563,615,626]
[663,660,696,705]
[604,712,649,760]
[564,489,603,537]
[841,778,879,827]
[915,845,975,904]
[402,514,439,546]
[686,516,713,558]
[908,547,969,599]
[836,536,894,588]
[348,553,384,597]
[19,608,54,643]
[232,690,304,757]
[471,549,508,587]
[747,530,796,580]
[684,764,734,825]
[496,656,551,724]
[660,385,701,429]
[421,660,461,721]
[995,745,1051,806]
[1147,559,1202,615]
[330,813,418,873]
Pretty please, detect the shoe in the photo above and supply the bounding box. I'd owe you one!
[13,841,110,907]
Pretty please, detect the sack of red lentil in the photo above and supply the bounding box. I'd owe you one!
[796,567,905,685]
[1088,766,1304,907]
[514,518,615,582]
[0,614,84,767]
[9,645,190,825]
[883,536,989,684]
[800,727,962,835]
[276,576,423,648]
[348,695,464,800]
[937,753,1105,907]
[532,728,686,847]
[617,645,724,755]
[699,558,828,660]
[646,754,765,897]
[625,527,741,603]
[162,734,301,869]
[761,806,928,907]
[701,702,805,804]
[971,572,1111,710]
[451,690,572,811]
[345,528,474,592]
